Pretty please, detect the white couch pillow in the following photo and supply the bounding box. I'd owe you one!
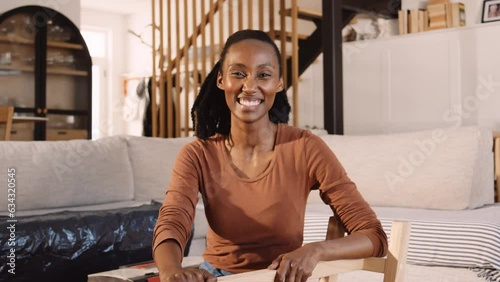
[0,136,134,211]
[126,136,194,201]
[319,126,493,210]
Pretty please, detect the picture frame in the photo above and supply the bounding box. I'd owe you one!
[482,0,500,23]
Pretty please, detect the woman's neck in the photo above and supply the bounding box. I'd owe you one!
[227,119,277,152]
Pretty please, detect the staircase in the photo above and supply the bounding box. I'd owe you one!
[150,0,400,138]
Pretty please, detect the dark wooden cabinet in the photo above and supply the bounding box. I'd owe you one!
[0,5,91,140]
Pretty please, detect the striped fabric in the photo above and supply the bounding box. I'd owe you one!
[302,214,500,273]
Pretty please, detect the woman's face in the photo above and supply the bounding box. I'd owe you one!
[217,39,283,125]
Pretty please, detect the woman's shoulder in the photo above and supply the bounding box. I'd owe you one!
[278,123,322,142]
[181,134,224,153]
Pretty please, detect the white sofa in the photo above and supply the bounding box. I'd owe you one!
[1,126,499,282]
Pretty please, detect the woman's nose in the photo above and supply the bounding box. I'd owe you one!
[242,77,257,92]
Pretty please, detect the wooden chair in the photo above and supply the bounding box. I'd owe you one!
[0,106,14,141]
[219,217,411,282]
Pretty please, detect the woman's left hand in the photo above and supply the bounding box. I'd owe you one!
[267,243,321,282]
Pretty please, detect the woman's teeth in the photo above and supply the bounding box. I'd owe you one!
[238,98,262,107]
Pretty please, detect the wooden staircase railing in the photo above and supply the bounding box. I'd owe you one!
[150,0,400,138]
[151,0,305,137]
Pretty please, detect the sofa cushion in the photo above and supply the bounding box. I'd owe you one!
[318,126,493,210]
[0,135,134,211]
[126,136,194,201]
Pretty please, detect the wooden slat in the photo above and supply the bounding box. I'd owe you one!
[167,0,174,137]
[271,30,308,41]
[200,0,207,81]
[209,0,215,67]
[248,0,253,29]
[0,106,14,140]
[280,0,287,90]
[268,0,275,39]
[283,7,323,21]
[219,0,224,54]
[238,0,243,30]
[175,0,181,137]
[383,221,411,282]
[291,0,299,127]
[159,0,166,137]
[228,0,234,35]
[258,0,264,30]
[184,0,190,136]
[192,0,199,103]
[151,0,158,137]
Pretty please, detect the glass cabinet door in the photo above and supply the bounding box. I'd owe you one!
[0,6,92,141]
[0,11,37,140]
[45,16,90,141]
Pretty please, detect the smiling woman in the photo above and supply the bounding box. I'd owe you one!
[191,30,290,139]
[153,29,387,282]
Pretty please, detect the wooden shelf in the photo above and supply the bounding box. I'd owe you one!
[0,34,33,45]
[0,65,34,73]
[47,41,84,50]
[0,65,87,76]
[47,67,88,76]
[0,34,84,50]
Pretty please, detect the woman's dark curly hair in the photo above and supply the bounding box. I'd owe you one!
[191,29,291,139]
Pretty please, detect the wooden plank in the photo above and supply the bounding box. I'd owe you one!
[291,0,299,127]
[219,0,224,53]
[200,0,207,81]
[248,0,253,29]
[268,0,275,39]
[280,0,287,89]
[283,7,323,21]
[271,30,308,41]
[175,0,182,137]
[383,221,411,282]
[167,0,174,137]
[259,0,264,30]
[151,0,158,137]
[184,0,190,136]
[209,0,215,67]
[238,0,243,30]
[192,0,199,102]
[159,0,166,138]
[228,0,234,35]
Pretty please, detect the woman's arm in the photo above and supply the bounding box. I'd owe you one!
[268,233,373,282]
[154,240,216,282]
[153,143,215,281]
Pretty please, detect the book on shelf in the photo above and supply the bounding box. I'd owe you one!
[450,2,466,27]
[427,3,447,30]
[398,10,408,35]
[409,9,420,33]
[418,10,429,32]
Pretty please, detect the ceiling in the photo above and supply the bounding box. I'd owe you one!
[80,0,150,15]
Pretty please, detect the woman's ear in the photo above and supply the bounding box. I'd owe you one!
[277,77,284,92]
[216,72,224,90]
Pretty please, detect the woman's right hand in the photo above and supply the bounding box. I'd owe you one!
[160,267,217,282]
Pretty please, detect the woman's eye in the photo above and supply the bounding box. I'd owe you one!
[231,71,246,78]
[258,73,271,78]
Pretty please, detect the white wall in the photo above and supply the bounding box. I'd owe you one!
[0,0,81,26]
[124,4,152,136]
[81,8,127,136]
[342,22,500,135]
